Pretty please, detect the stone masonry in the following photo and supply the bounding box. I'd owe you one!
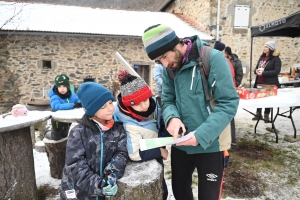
[1,0,300,113]
[0,35,154,113]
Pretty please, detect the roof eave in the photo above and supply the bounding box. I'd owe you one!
[0,30,141,39]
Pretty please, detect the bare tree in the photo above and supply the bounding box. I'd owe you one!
[0,2,26,56]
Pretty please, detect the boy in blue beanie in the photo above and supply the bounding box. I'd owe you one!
[60,82,128,200]
[46,74,81,140]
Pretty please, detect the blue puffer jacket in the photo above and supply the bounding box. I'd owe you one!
[60,114,128,200]
[48,85,80,111]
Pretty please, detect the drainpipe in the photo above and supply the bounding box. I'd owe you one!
[216,0,220,40]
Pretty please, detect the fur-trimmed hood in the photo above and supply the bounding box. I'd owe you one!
[273,48,280,56]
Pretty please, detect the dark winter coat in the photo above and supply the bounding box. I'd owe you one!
[253,49,281,88]
[229,54,243,87]
[60,114,128,200]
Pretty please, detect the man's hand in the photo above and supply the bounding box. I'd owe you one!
[167,118,186,139]
[176,135,199,146]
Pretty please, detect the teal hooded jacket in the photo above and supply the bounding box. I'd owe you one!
[162,35,239,154]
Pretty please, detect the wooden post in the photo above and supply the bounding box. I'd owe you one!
[43,137,68,179]
[0,127,37,200]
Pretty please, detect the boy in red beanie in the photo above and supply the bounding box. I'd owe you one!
[114,70,169,200]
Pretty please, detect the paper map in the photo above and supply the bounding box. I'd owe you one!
[139,131,195,151]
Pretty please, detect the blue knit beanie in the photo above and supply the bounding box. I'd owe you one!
[77,82,114,117]
[214,41,225,51]
[142,24,180,60]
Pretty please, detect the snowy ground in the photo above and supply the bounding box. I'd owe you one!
[34,107,300,200]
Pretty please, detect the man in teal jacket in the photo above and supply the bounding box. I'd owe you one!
[142,24,239,200]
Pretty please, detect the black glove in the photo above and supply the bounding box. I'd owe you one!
[74,102,82,108]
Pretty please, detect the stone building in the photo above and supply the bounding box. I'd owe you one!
[0,1,212,113]
[165,0,300,85]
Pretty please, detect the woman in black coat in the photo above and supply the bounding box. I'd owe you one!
[252,40,281,122]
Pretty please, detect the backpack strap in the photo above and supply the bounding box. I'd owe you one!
[197,46,213,101]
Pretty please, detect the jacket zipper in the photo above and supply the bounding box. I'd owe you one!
[190,66,196,90]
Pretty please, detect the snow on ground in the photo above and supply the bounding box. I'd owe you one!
[33,107,300,200]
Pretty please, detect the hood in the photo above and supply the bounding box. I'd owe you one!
[232,54,240,61]
[48,85,56,98]
[78,114,99,132]
[174,35,209,70]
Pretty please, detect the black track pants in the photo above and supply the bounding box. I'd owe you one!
[171,146,225,200]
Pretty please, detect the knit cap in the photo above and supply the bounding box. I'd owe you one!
[77,82,114,117]
[118,70,152,106]
[264,40,276,51]
[142,24,180,60]
[55,74,70,89]
[214,41,226,51]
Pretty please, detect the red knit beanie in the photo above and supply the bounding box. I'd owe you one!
[118,70,152,107]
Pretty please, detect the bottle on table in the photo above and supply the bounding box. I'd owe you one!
[291,67,296,76]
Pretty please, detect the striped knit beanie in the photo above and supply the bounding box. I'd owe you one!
[118,70,152,106]
[142,24,180,60]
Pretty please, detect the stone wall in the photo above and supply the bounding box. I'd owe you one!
[166,0,300,86]
[0,34,155,113]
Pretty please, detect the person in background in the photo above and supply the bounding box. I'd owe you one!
[60,82,128,200]
[46,74,81,140]
[214,41,236,87]
[154,63,163,96]
[225,46,243,87]
[114,69,168,200]
[252,40,281,122]
[142,24,239,200]
[214,41,236,168]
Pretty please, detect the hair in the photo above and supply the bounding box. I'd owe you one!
[261,49,274,57]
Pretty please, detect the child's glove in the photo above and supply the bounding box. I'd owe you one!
[103,184,118,196]
[101,173,118,196]
[74,102,82,108]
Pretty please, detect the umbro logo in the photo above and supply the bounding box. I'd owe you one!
[206,173,218,181]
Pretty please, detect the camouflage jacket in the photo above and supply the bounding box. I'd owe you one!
[60,114,128,200]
